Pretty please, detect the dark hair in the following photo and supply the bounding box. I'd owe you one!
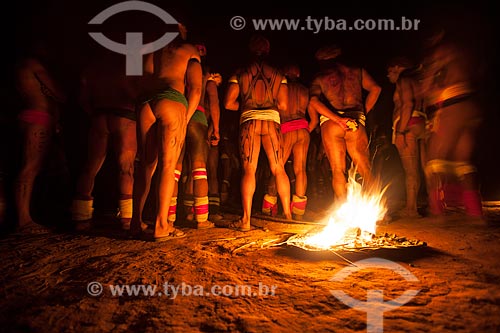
[315,44,342,61]
[386,56,414,69]
[248,34,270,56]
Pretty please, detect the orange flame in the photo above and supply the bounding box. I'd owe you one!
[302,167,388,249]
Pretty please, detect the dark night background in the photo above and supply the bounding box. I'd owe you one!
[2,0,499,218]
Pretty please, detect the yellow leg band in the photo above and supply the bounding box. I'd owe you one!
[291,195,307,216]
[118,199,133,219]
[168,196,178,223]
[454,162,477,179]
[194,196,209,222]
[262,194,278,215]
[71,199,94,221]
[425,159,454,176]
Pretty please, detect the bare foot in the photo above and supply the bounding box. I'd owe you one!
[197,220,215,230]
[154,221,182,239]
[74,219,92,232]
[153,228,186,242]
[397,208,422,219]
[16,221,49,234]
[227,219,251,232]
[129,220,149,239]
[209,213,224,222]
[122,219,148,232]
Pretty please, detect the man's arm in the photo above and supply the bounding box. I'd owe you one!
[420,45,452,104]
[309,79,353,130]
[361,68,381,114]
[301,85,315,132]
[78,73,92,115]
[277,76,288,113]
[185,58,203,121]
[397,77,415,133]
[307,103,319,133]
[206,79,221,145]
[309,97,352,129]
[144,52,154,75]
[223,74,240,111]
[32,59,66,103]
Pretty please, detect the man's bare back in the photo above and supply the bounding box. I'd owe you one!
[281,79,309,123]
[153,43,201,94]
[236,62,286,112]
[311,64,364,111]
[16,58,64,114]
[81,55,137,112]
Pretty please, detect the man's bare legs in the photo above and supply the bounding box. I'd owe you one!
[289,130,309,219]
[74,115,109,200]
[110,116,137,228]
[265,129,309,219]
[15,122,51,229]
[207,143,221,220]
[237,120,291,230]
[261,122,292,220]
[345,126,373,188]
[239,121,261,230]
[186,121,211,228]
[220,138,238,205]
[154,99,187,238]
[130,103,158,235]
[395,124,425,217]
[71,115,108,229]
[321,121,348,201]
[395,129,421,217]
[425,101,482,217]
[175,120,212,228]
[72,114,137,229]
[289,131,310,198]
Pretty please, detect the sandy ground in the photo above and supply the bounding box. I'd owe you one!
[0,205,499,333]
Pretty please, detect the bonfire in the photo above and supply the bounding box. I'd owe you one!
[286,168,425,252]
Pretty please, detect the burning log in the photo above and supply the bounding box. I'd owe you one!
[285,229,426,252]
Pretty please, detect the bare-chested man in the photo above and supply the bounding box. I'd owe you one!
[261,63,310,220]
[224,34,292,231]
[129,22,202,241]
[387,57,427,218]
[308,45,381,202]
[421,29,483,217]
[70,51,138,231]
[14,40,66,232]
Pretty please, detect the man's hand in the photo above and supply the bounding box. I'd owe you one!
[208,73,223,86]
[336,117,358,131]
[209,129,220,146]
[345,119,358,131]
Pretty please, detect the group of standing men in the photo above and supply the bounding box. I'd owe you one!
[9,20,484,237]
